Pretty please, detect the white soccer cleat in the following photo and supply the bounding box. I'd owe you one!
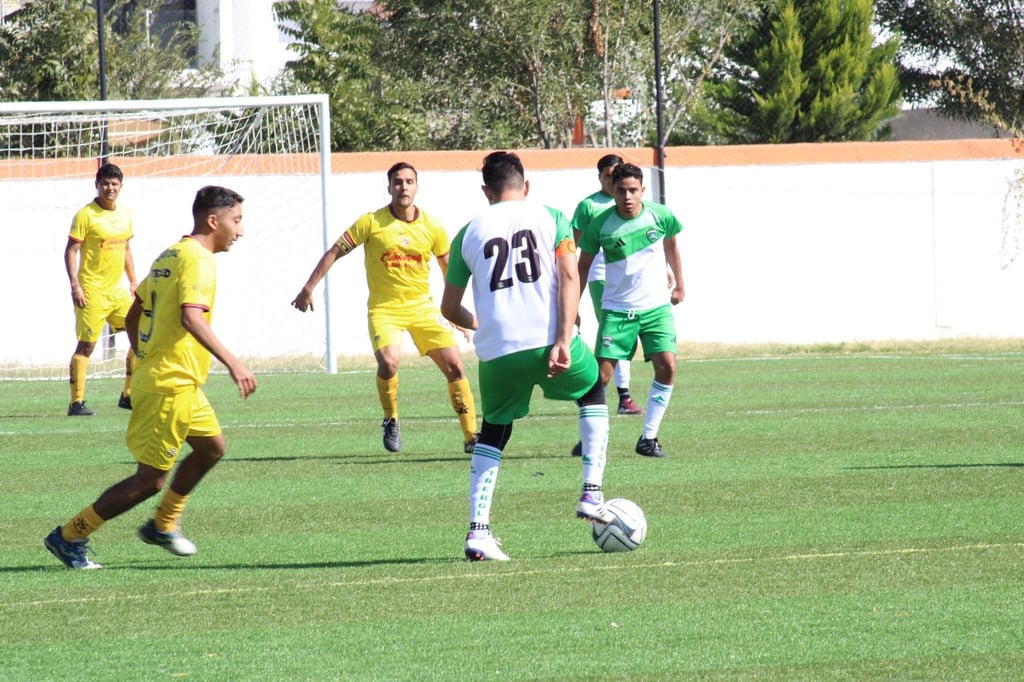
[576,491,615,523]
[138,519,198,556]
[464,532,510,561]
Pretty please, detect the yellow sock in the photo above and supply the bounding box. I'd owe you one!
[122,349,137,397]
[153,489,190,533]
[376,375,399,420]
[448,378,478,442]
[62,505,105,541]
[70,353,89,403]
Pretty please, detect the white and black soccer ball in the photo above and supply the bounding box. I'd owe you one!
[591,498,647,552]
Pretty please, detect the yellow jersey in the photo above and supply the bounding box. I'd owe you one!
[335,206,449,311]
[132,236,216,393]
[69,200,133,292]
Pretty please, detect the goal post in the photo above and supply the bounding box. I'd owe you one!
[0,94,340,378]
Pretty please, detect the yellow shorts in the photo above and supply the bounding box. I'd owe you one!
[367,304,458,355]
[126,386,221,471]
[75,287,134,342]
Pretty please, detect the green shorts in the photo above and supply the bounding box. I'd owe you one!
[595,305,677,361]
[478,336,599,424]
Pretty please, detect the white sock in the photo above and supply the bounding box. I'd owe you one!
[642,381,673,439]
[613,360,630,391]
[579,404,609,487]
[468,445,502,528]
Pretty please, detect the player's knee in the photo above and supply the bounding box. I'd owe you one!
[479,419,513,450]
[576,377,606,408]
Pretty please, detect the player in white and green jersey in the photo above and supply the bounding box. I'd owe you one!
[571,153,642,417]
[442,151,614,561]
[577,163,685,458]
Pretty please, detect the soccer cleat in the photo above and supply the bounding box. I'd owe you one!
[67,400,95,417]
[381,418,402,453]
[137,519,198,556]
[635,436,666,458]
[617,396,643,415]
[465,532,510,561]
[463,433,479,454]
[44,526,102,569]
[570,441,582,457]
[576,491,615,523]
[118,393,132,410]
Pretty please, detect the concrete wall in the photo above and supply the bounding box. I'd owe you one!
[2,140,1023,372]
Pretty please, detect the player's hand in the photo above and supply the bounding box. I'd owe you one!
[547,341,572,378]
[453,323,472,342]
[670,282,685,305]
[71,287,86,308]
[291,289,313,312]
[229,363,258,399]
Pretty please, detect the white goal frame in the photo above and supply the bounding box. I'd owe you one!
[0,94,340,376]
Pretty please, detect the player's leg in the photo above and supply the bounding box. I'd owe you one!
[414,306,478,451]
[614,359,642,415]
[68,296,103,415]
[465,350,539,561]
[108,288,136,409]
[635,305,678,458]
[369,309,405,452]
[138,387,223,556]
[542,338,613,522]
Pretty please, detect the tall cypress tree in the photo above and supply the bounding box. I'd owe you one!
[709,0,901,143]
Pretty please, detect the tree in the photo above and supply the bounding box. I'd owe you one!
[875,0,1024,134]
[0,0,222,103]
[274,0,431,151]
[708,0,901,143]
[380,0,598,150]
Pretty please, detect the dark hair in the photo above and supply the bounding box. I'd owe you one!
[386,162,417,184]
[597,154,623,172]
[192,185,244,219]
[481,151,525,193]
[611,163,644,186]
[96,163,123,183]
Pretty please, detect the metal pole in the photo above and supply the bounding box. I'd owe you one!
[653,0,666,204]
[96,0,109,162]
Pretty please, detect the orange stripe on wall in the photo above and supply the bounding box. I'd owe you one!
[1,140,1020,180]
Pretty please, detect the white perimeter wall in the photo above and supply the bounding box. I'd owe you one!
[3,146,1023,369]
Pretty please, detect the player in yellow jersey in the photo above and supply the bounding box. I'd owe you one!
[292,162,478,454]
[44,186,257,569]
[63,163,138,416]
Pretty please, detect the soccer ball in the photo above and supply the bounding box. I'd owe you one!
[591,498,647,552]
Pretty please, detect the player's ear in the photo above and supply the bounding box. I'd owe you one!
[481,185,496,204]
[523,179,530,197]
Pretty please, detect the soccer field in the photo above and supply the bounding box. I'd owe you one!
[2,343,1024,680]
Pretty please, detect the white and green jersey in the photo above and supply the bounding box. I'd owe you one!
[571,190,615,283]
[578,202,683,312]
[447,200,574,361]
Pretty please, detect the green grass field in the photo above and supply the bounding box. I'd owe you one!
[2,343,1024,680]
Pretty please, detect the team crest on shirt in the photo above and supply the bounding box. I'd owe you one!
[646,229,659,243]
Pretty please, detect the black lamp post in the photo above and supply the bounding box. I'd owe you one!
[653,0,666,204]
[96,0,109,161]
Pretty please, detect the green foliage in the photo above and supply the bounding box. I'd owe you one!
[709,0,902,143]
[0,0,222,103]
[3,343,1024,678]
[875,0,1024,135]
[274,0,430,151]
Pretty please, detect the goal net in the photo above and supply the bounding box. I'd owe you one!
[0,94,339,380]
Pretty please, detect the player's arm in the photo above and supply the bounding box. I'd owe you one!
[664,234,685,305]
[124,241,137,295]
[181,305,257,399]
[125,297,142,355]
[64,237,86,308]
[576,249,594,301]
[549,238,581,377]
[291,243,345,312]
[440,282,477,331]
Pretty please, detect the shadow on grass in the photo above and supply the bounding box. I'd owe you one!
[846,462,1024,469]
[7,556,458,574]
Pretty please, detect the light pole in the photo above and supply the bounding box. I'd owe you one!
[653,0,666,204]
[96,0,109,161]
